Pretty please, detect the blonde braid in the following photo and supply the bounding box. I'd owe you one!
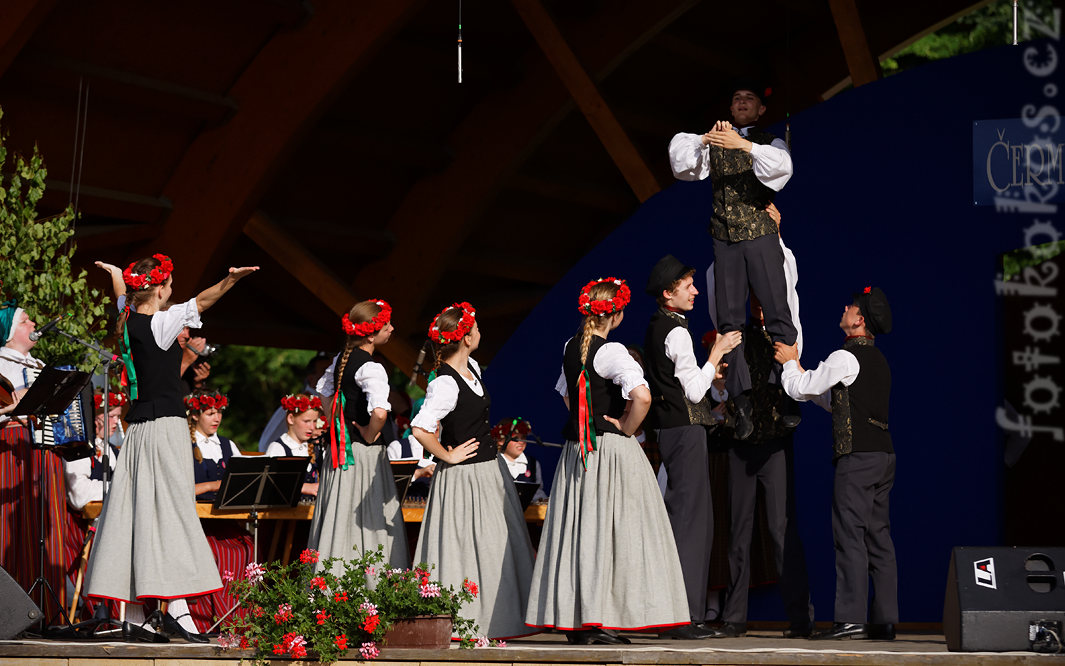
[330,339,357,424]
[188,417,203,463]
[578,316,599,365]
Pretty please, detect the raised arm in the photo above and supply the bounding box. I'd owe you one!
[95,261,126,300]
[195,266,259,314]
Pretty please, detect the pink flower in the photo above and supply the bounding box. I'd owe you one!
[360,641,380,659]
[273,603,293,625]
[244,562,265,583]
[310,576,327,591]
[217,632,240,649]
[497,640,507,647]
[365,565,376,576]
[221,569,234,583]
[419,583,441,598]
[475,636,490,648]
[359,601,378,616]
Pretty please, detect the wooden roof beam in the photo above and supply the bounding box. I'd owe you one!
[512,0,660,203]
[242,211,418,371]
[146,0,421,302]
[828,0,880,87]
[0,0,55,79]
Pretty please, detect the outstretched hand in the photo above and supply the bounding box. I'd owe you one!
[227,266,260,281]
[712,330,743,357]
[94,261,121,276]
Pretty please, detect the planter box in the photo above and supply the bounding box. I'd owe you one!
[382,614,453,648]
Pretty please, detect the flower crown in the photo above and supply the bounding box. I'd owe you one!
[123,254,174,290]
[94,392,128,410]
[491,417,531,442]
[281,394,322,414]
[428,302,476,345]
[342,300,392,338]
[577,277,630,316]
[185,393,229,412]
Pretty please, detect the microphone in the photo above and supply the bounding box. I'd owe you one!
[408,342,429,385]
[29,315,65,342]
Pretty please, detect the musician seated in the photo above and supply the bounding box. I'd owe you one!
[492,418,548,502]
[183,389,253,634]
[264,394,321,498]
[386,415,436,499]
[186,390,242,502]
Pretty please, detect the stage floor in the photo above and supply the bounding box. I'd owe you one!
[0,629,1054,665]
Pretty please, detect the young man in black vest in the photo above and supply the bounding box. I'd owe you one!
[644,255,741,639]
[669,82,796,440]
[774,287,897,641]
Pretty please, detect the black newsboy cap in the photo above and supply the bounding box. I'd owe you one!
[853,286,892,335]
[646,254,694,297]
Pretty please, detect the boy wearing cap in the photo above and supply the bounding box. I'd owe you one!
[774,287,897,641]
[643,254,741,638]
[669,83,796,440]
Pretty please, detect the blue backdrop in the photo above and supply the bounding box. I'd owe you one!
[484,42,1054,622]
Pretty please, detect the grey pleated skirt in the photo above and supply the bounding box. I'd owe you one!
[308,441,408,575]
[525,432,690,631]
[414,456,535,639]
[84,416,222,602]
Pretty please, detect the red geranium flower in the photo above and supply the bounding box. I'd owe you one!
[342,300,392,337]
[464,578,479,597]
[577,278,630,317]
[335,634,348,650]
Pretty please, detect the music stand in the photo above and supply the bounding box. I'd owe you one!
[213,456,308,559]
[389,461,420,504]
[11,365,93,633]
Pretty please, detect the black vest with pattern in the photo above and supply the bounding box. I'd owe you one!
[124,312,186,422]
[830,338,893,458]
[644,309,714,429]
[435,362,497,465]
[562,335,625,441]
[708,128,780,242]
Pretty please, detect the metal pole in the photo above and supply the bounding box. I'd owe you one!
[1012,1,1019,45]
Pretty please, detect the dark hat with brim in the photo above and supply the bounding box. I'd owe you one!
[852,286,892,335]
[730,78,772,105]
[646,255,694,297]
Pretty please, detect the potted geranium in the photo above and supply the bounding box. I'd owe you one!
[219,546,498,664]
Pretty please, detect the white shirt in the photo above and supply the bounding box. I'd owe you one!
[147,298,202,349]
[386,435,435,468]
[780,351,861,412]
[64,439,117,510]
[705,237,803,359]
[663,321,719,404]
[316,355,391,413]
[194,430,242,461]
[0,346,44,425]
[554,340,648,400]
[258,382,322,452]
[668,128,793,191]
[411,358,485,431]
[265,432,310,458]
[500,452,548,502]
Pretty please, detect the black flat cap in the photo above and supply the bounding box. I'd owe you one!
[646,255,694,297]
[853,286,892,335]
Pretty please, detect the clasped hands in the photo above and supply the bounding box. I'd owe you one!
[701,120,751,152]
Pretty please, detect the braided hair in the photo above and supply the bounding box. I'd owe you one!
[330,300,384,425]
[578,281,623,364]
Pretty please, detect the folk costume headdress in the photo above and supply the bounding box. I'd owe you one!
[341,299,391,338]
[185,392,229,412]
[427,302,476,344]
[491,417,532,443]
[574,277,630,469]
[281,394,322,414]
[95,391,129,411]
[118,253,175,400]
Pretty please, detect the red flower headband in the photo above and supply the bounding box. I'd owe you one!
[342,300,392,338]
[123,254,174,290]
[94,393,128,410]
[577,277,630,316]
[863,286,872,294]
[428,302,476,345]
[185,393,229,412]
[281,394,322,414]
[491,418,531,442]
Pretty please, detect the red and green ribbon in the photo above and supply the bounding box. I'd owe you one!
[329,391,355,471]
[576,365,597,470]
[119,313,138,400]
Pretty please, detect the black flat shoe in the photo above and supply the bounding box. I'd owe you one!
[868,623,895,641]
[811,622,867,640]
[659,623,716,640]
[122,621,169,643]
[567,629,628,645]
[162,612,209,643]
[783,622,813,638]
[733,395,754,441]
[706,622,746,638]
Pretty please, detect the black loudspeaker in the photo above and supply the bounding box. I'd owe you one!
[0,566,42,639]
[944,546,1065,652]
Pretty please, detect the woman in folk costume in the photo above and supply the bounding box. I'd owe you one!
[184,390,254,634]
[85,256,257,641]
[309,300,408,574]
[525,278,690,644]
[410,302,536,640]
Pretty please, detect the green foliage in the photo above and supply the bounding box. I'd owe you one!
[205,345,317,450]
[882,0,1058,75]
[220,546,483,664]
[0,107,110,370]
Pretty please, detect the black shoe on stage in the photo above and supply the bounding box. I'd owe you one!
[122,621,169,643]
[782,622,813,638]
[566,628,629,645]
[659,623,716,640]
[161,612,209,643]
[782,414,802,428]
[868,623,896,641]
[705,622,746,638]
[733,394,754,440]
[811,622,867,640]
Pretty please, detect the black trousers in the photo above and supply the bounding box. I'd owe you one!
[658,424,712,623]
[712,234,797,395]
[722,440,813,626]
[832,451,899,624]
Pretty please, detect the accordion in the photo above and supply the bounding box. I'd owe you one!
[23,367,94,461]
